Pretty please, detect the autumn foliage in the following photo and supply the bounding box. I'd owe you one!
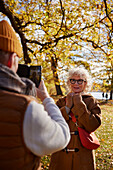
[0,0,112,96]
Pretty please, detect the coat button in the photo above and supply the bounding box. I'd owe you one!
[75,148,79,152]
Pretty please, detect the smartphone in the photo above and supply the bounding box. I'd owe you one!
[17,64,41,88]
[30,66,41,88]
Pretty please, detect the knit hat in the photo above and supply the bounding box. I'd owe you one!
[0,20,22,58]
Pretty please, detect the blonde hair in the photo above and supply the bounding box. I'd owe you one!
[67,67,92,92]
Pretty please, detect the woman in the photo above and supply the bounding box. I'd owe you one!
[49,67,101,170]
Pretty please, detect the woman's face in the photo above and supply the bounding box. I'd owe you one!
[69,75,87,93]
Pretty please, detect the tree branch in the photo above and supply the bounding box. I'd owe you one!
[103,0,113,30]
[54,0,65,36]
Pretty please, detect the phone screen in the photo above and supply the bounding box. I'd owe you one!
[30,66,41,88]
[17,64,41,88]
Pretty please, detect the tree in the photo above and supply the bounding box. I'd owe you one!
[0,0,112,97]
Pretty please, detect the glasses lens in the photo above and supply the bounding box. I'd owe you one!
[70,79,75,84]
[77,79,83,84]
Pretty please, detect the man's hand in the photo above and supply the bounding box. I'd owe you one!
[36,80,50,101]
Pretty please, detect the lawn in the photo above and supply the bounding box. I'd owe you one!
[41,101,113,170]
[95,101,113,170]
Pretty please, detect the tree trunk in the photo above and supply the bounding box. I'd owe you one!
[55,84,63,95]
[51,56,63,95]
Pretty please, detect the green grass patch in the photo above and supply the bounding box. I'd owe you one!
[41,102,113,170]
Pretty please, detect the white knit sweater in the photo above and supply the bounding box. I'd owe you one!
[23,97,70,156]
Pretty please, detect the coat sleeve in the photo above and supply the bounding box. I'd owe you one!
[56,98,70,121]
[71,96,101,132]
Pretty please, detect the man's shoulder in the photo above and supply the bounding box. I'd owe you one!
[0,89,36,104]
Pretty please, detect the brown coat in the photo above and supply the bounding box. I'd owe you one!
[49,94,101,170]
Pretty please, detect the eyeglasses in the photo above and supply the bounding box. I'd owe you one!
[70,79,86,85]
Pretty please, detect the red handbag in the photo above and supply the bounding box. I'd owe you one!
[70,112,100,150]
[78,127,100,150]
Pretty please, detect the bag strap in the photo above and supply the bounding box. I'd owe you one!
[70,111,80,128]
[70,112,77,123]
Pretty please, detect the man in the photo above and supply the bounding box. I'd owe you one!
[0,20,70,169]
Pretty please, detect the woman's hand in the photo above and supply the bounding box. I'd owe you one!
[73,93,83,105]
[73,93,85,109]
[66,92,74,109]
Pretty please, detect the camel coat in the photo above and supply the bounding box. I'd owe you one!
[49,94,101,170]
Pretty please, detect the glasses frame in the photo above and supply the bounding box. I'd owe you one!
[69,79,86,85]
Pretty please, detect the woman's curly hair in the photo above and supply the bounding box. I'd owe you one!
[67,67,92,93]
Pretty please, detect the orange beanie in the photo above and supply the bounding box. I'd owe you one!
[0,20,22,58]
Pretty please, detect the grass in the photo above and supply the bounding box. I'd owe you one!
[95,101,113,170]
[41,100,113,170]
